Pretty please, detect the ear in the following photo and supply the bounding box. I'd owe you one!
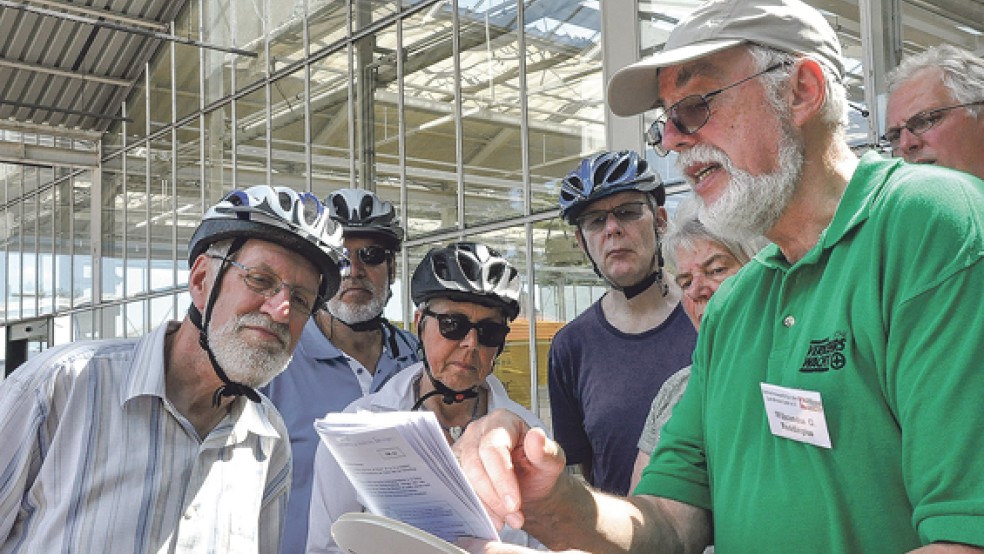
[413,309,424,333]
[788,58,827,126]
[574,226,587,252]
[188,255,214,310]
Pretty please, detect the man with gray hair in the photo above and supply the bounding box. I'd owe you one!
[885,44,984,179]
[454,0,984,551]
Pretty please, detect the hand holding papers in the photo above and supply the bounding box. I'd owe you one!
[314,410,500,545]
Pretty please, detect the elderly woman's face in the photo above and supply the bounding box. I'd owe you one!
[673,239,745,331]
[415,298,507,391]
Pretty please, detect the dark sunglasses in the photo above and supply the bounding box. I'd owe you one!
[881,100,984,150]
[645,62,788,156]
[348,245,393,266]
[422,308,510,348]
[575,201,648,233]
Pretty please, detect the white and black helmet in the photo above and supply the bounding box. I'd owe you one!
[189,185,346,301]
[325,188,404,250]
[411,242,521,321]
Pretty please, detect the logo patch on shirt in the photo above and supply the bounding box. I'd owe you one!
[799,332,847,373]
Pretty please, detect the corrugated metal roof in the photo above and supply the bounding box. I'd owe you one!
[0,0,187,138]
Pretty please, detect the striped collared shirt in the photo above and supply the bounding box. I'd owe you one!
[0,321,291,553]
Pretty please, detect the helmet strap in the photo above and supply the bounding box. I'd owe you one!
[190,236,261,407]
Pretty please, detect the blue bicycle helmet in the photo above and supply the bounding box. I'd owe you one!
[326,188,404,251]
[558,150,665,224]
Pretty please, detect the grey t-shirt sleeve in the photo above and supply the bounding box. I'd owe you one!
[637,366,693,455]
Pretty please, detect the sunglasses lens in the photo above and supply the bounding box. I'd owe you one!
[428,310,509,347]
[674,96,710,133]
[475,321,510,347]
[358,246,389,266]
[436,313,471,341]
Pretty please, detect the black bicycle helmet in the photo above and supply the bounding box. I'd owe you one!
[190,185,346,301]
[411,242,521,321]
[558,150,665,224]
[326,188,404,250]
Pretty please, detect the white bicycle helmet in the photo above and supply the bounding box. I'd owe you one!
[189,185,346,300]
[325,188,404,250]
[411,242,521,321]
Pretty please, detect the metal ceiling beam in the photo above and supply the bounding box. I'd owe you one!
[0,98,131,122]
[0,0,258,58]
[0,141,99,167]
[0,119,102,142]
[22,0,169,32]
[0,58,131,88]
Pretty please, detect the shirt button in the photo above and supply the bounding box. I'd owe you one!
[356,368,363,374]
[783,315,795,327]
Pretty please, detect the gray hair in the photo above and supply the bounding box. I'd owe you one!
[887,44,984,119]
[748,44,850,133]
[663,198,769,275]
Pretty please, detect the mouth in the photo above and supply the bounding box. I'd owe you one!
[687,162,722,187]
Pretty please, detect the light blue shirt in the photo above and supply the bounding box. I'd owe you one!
[261,317,420,554]
[0,321,291,554]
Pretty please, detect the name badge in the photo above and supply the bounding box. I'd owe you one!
[760,383,832,449]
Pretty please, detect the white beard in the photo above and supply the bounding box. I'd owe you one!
[681,120,804,240]
[327,277,389,324]
[209,312,293,388]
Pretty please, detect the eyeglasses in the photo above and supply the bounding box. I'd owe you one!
[422,308,510,348]
[575,201,648,233]
[213,256,318,316]
[645,62,788,156]
[881,101,984,150]
[349,245,394,267]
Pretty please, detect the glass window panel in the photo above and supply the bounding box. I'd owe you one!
[525,0,604,215]
[100,303,124,339]
[230,0,270,93]
[175,2,203,121]
[151,295,177,329]
[72,310,97,341]
[309,49,352,196]
[149,44,173,135]
[53,181,72,313]
[458,2,524,225]
[176,122,204,279]
[126,82,149,147]
[125,147,150,297]
[101,163,125,303]
[236,87,270,187]
[204,102,234,202]
[353,0,398,33]
[149,136,176,292]
[307,1,348,57]
[20,190,38,319]
[269,69,309,190]
[268,0,308,70]
[72,171,93,308]
[125,299,146,338]
[403,2,460,237]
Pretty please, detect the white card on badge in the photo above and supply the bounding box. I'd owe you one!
[760,383,832,449]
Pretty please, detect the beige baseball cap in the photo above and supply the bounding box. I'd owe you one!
[607,0,844,117]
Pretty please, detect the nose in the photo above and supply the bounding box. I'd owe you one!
[660,118,697,154]
[603,211,624,234]
[261,287,293,323]
[457,327,480,349]
[685,274,714,302]
[896,128,923,160]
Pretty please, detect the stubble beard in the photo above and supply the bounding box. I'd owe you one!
[327,277,389,324]
[209,312,293,388]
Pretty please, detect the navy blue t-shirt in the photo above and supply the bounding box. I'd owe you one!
[548,299,697,495]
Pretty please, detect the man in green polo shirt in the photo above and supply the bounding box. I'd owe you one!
[453,0,984,552]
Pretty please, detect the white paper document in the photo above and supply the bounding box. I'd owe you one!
[314,410,500,544]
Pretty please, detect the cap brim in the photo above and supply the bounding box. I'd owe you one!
[607,38,745,117]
